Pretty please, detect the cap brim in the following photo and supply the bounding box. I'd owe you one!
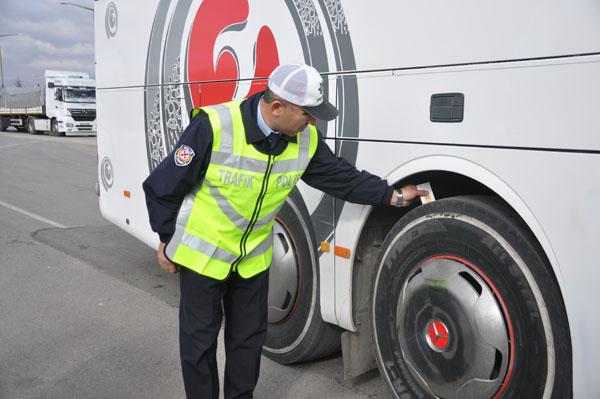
[303,100,339,121]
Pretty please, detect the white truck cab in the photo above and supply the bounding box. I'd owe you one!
[44,70,96,135]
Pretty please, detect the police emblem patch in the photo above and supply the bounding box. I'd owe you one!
[174,145,195,166]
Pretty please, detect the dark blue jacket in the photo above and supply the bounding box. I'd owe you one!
[143,91,393,243]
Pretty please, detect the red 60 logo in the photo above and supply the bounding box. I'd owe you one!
[144,0,358,180]
[187,0,280,107]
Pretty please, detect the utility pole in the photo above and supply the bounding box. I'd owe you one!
[0,44,4,90]
[0,33,21,90]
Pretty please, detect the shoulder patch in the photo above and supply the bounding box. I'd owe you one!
[174,145,195,167]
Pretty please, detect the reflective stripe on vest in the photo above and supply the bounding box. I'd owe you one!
[166,100,318,279]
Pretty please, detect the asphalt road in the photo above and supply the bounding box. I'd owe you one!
[0,130,389,399]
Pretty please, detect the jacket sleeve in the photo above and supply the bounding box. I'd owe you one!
[301,132,394,206]
[142,115,213,243]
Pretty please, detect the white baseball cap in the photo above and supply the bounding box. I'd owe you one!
[267,63,339,121]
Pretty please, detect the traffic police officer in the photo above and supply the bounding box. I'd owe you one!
[143,63,427,398]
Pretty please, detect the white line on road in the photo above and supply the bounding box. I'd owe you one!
[0,140,51,150]
[0,199,69,229]
[0,132,96,147]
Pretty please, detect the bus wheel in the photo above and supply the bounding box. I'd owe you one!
[263,188,340,364]
[371,196,571,398]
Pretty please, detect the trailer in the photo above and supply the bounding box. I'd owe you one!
[0,70,96,136]
[94,1,600,397]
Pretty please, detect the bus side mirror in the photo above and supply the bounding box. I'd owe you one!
[54,89,62,101]
[47,82,55,89]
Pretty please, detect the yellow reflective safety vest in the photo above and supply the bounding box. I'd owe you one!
[166,100,318,280]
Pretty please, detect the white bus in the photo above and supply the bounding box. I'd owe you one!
[95,1,600,397]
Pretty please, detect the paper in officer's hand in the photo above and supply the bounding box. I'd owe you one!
[417,182,435,204]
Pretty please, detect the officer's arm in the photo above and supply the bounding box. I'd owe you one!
[142,115,213,243]
[301,132,394,206]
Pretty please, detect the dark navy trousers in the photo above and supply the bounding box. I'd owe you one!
[179,267,269,399]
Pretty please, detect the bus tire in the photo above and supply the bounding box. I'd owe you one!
[263,188,341,364]
[371,195,571,399]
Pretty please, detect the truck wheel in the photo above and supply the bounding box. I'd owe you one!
[0,116,9,131]
[263,188,341,364]
[371,196,571,399]
[50,118,64,136]
[27,117,38,135]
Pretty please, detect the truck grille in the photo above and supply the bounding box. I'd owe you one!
[68,108,96,122]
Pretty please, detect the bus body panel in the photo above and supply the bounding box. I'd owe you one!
[95,1,600,396]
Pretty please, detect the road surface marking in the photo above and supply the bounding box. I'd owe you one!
[0,140,51,150]
[0,132,96,147]
[0,199,69,228]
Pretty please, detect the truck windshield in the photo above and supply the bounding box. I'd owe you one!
[63,88,96,103]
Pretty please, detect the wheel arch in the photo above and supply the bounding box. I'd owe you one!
[389,155,561,287]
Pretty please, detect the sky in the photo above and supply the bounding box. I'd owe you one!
[0,0,95,88]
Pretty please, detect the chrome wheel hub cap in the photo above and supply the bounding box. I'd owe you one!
[268,221,299,323]
[396,257,510,399]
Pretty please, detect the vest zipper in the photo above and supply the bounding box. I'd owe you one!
[231,154,275,273]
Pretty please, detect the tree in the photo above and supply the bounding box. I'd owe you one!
[14,77,23,87]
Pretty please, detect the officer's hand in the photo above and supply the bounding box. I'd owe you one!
[158,242,179,273]
[391,185,429,207]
